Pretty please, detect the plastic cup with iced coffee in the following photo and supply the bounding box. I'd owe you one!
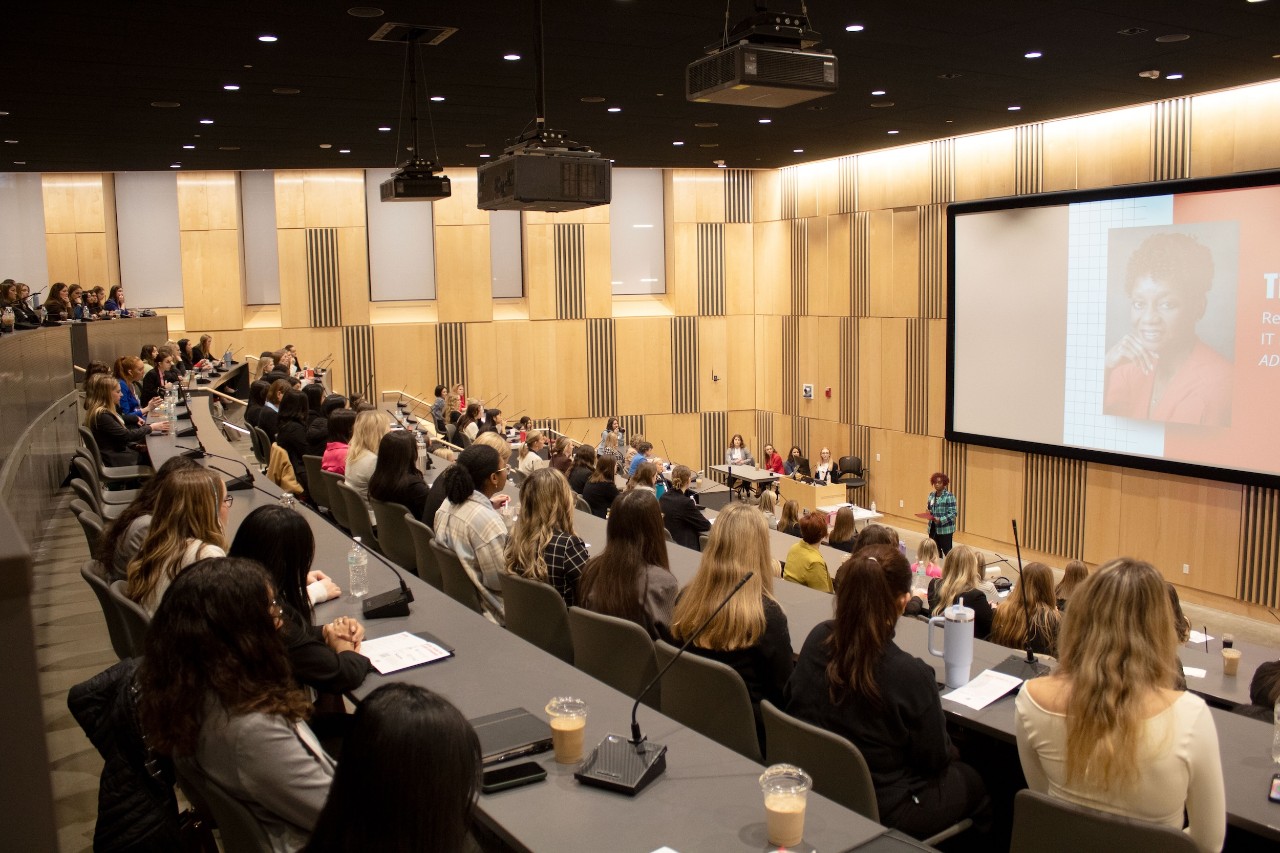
[759,763,812,848]
[545,697,588,764]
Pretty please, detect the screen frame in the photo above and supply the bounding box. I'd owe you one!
[946,167,1280,490]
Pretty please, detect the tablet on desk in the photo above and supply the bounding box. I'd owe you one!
[470,707,554,766]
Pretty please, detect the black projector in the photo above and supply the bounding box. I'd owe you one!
[477,149,611,213]
[379,158,451,202]
[687,43,837,107]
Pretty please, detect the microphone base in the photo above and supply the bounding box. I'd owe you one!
[362,587,414,619]
[176,426,197,438]
[993,653,1051,681]
[224,475,255,492]
[574,734,667,796]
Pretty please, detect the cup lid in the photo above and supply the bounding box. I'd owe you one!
[545,696,587,717]
[944,604,975,622]
[759,763,812,794]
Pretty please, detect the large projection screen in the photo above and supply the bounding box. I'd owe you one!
[948,170,1280,488]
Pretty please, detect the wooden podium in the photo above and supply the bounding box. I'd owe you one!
[778,477,847,513]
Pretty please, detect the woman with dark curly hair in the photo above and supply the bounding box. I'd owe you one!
[136,558,334,852]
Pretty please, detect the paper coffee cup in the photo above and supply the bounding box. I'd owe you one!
[545,697,588,764]
[1222,648,1242,677]
[759,764,812,848]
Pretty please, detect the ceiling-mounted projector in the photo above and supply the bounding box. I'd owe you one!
[477,128,611,213]
[687,9,837,107]
[380,156,451,202]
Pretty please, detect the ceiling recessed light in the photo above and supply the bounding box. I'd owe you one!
[13,161,25,165]
[479,153,491,158]
[378,126,391,132]
[430,95,445,102]
[758,118,771,124]
[199,119,214,124]
[339,149,350,154]
[223,84,240,91]
[673,141,684,146]
[347,6,385,17]
[694,121,718,128]
[1008,105,1021,111]
[1155,34,1190,43]
[871,89,886,96]
[150,101,181,108]
[887,130,899,135]
[170,163,181,168]
[1024,51,1042,59]
[937,72,963,80]
[319,144,332,149]
[243,65,253,69]
[272,87,301,95]
[258,35,278,43]
[845,24,864,32]
[503,53,521,61]
[182,144,195,149]
[4,139,17,144]
[607,106,621,112]
[716,163,727,168]
[0,111,8,116]
[1167,73,1184,80]
[580,96,605,103]
[793,148,804,153]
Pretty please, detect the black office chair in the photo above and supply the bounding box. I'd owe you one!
[369,497,416,571]
[566,607,660,709]
[318,470,351,532]
[174,758,273,853]
[79,560,133,660]
[69,498,104,553]
[835,455,867,499]
[302,455,329,512]
[249,427,271,470]
[405,516,443,590]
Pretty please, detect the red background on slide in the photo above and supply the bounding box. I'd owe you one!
[1165,187,1280,472]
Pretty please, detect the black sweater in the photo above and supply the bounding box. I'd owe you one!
[582,480,620,518]
[371,472,429,521]
[926,582,994,640]
[275,420,309,492]
[665,596,793,711]
[658,488,711,550]
[567,464,593,494]
[92,411,151,466]
[281,604,372,695]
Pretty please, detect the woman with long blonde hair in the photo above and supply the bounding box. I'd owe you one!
[344,409,391,501]
[828,506,857,551]
[504,468,588,606]
[777,499,802,536]
[84,373,167,466]
[989,562,1061,656]
[126,466,229,615]
[756,489,778,529]
[927,544,993,639]
[1055,560,1088,610]
[669,504,792,714]
[1015,559,1224,852]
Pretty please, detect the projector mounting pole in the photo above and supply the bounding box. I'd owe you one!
[409,48,421,158]
[533,0,547,137]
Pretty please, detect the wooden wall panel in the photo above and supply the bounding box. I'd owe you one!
[524,203,608,226]
[1082,463,1124,565]
[867,428,943,525]
[1067,105,1155,190]
[694,171,726,223]
[927,318,946,437]
[879,318,907,433]
[963,445,1024,544]
[865,209,893,317]
[857,144,932,210]
[434,225,493,323]
[1116,470,1241,597]
[524,223,557,320]
[643,414,700,470]
[803,217,829,315]
[667,170,696,224]
[71,175,107,233]
[953,129,1017,201]
[277,229,309,328]
[432,170,487,226]
[724,224,755,315]
[336,227,370,327]
[751,170,781,223]
[752,221,790,316]
[1041,118,1079,193]
[582,223,612,319]
[857,317,883,428]
[824,214,851,318]
[615,317,672,415]
[42,173,119,286]
[889,209,920,318]
[41,175,79,233]
[180,229,244,331]
[665,222,698,316]
[1189,81,1280,177]
[74,233,110,285]
[533,320,589,419]
[274,172,306,229]
[177,172,240,231]
[372,324,438,401]
[44,233,78,283]
[303,170,365,228]
[462,322,500,405]
[753,315,782,414]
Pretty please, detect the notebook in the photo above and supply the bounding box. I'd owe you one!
[469,707,554,766]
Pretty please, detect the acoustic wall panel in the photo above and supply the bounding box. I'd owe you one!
[919,204,946,320]
[115,171,183,308]
[724,169,752,224]
[852,211,870,317]
[781,316,800,416]
[930,138,955,206]
[671,316,699,415]
[586,318,617,419]
[364,168,435,302]
[789,219,808,316]
[696,223,725,316]
[241,170,281,305]
[619,415,646,441]
[1153,97,1193,182]
[905,319,929,436]
[530,418,561,437]
[1239,486,1280,608]
[554,223,586,319]
[839,317,857,425]
[755,411,775,456]
[435,322,467,389]
[1023,454,1086,559]
[1015,124,1044,196]
[700,410,728,481]
[790,416,810,458]
[341,324,375,401]
[780,166,798,220]
[305,228,340,327]
[945,441,968,532]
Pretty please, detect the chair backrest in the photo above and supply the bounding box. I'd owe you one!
[405,516,443,590]
[499,572,574,664]
[78,424,105,470]
[574,494,591,513]
[70,477,103,516]
[566,607,660,708]
[302,455,328,510]
[445,422,457,442]
[107,579,151,658]
[698,532,710,551]
[1009,789,1200,853]
[663,526,674,542]
[72,455,104,495]
[318,470,351,531]
[250,427,271,466]
[69,499,104,552]
[429,540,484,613]
[654,639,761,761]
[759,699,879,821]
[334,480,380,553]
[173,757,273,853]
[79,560,133,660]
[369,497,416,570]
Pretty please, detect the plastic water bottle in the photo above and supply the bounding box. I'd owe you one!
[1,306,13,333]
[870,500,877,514]
[279,492,297,510]
[415,430,427,472]
[348,537,369,598]
[223,347,232,369]
[1272,699,1280,765]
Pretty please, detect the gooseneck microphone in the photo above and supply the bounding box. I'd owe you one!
[993,519,1050,680]
[175,444,255,492]
[575,571,754,796]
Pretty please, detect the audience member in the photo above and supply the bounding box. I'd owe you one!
[626,440,656,477]
[84,373,167,466]
[245,380,269,428]
[517,430,548,475]
[95,456,200,581]
[190,334,214,365]
[659,465,710,550]
[598,430,626,468]
[275,389,312,496]
[597,417,622,451]
[114,356,161,423]
[504,468,589,607]
[456,401,482,445]
[138,348,173,405]
[989,562,1061,656]
[912,538,942,581]
[258,378,292,442]
[927,545,994,640]
[776,499,802,537]
[783,512,833,593]
[761,443,785,476]
[368,430,429,520]
[578,489,678,639]
[827,506,857,552]
[343,409,391,503]
[783,445,809,477]
[1055,560,1089,611]
[322,409,356,475]
[812,447,839,484]
[548,436,573,475]
[724,433,755,495]
[757,489,779,529]
[567,444,596,494]
[434,444,510,624]
[43,282,73,321]
[583,456,621,518]
[302,384,329,456]
[104,284,129,315]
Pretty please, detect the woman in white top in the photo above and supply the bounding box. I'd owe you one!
[813,447,839,484]
[1014,558,1225,853]
[517,430,549,475]
[126,467,229,616]
[343,409,391,501]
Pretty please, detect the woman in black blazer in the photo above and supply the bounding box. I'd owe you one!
[139,349,175,406]
[658,465,711,550]
[274,390,312,495]
[83,374,167,465]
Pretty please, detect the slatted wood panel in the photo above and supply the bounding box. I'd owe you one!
[341,325,375,400]
[780,166,799,220]
[930,138,954,205]
[697,223,726,316]
[586,318,617,418]
[619,415,646,442]
[839,317,857,425]
[905,319,929,436]
[554,223,586,320]
[1015,124,1044,196]
[305,228,340,327]
[435,323,467,389]
[1153,97,1193,181]
[789,219,808,315]
[529,418,561,437]
[790,416,810,456]
[671,316,699,414]
[852,211,870,317]
[755,411,775,455]
[850,425,872,481]
[724,169,752,223]
[1022,454,1086,559]
[1239,486,1280,608]
[919,204,946,320]
[781,316,800,416]
[701,411,728,483]
[837,155,857,214]
[944,441,967,531]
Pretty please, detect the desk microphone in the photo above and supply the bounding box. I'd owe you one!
[359,544,417,619]
[992,519,1050,680]
[314,353,334,372]
[575,571,753,796]
[175,445,255,492]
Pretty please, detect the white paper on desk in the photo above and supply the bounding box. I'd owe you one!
[943,670,1023,710]
[1184,666,1207,679]
[360,631,452,674]
[1188,630,1214,645]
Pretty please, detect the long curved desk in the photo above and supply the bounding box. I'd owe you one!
[147,386,889,852]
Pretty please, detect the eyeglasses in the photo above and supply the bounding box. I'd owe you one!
[223,494,235,507]
[497,466,509,476]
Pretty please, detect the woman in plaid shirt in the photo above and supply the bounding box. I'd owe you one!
[504,468,589,607]
[927,472,957,557]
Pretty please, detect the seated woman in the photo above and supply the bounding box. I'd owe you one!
[275,389,312,496]
[433,444,510,624]
[724,433,755,495]
[598,430,626,468]
[43,282,73,321]
[583,456,621,518]
[229,506,371,699]
[343,409,391,503]
[504,468,589,607]
[776,499,802,537]
[761,443,785,478]
[137,559,334,852]
[303,684,480,853]
[84,373,167,466]
[911,538,943,581]
[1055,560,1088,611]
[139,347,174,406]
[104,284,130,315]
[95,456,200,581]
[567,444,596,494]
[80,288,104,321]
[302,384,331,457]
[667,504,792,725]
[140,344,159,373]
[927,545,994,640]
[190,333,214,366]
[517,430,549,475]
[1015,558,1225,853]
[827,506,857,552]
[259,378,295,443]
[67,285,85,319]
[989,562,1061,657]
[782,512,833,593]
[455,401,482,445]
[114,356,162,424]
[812,447,841,484]
[786,546,989,840]
[783,445,810,477]
[244,379,270,428]
[367,430,429,520]
[757,489,779,529]
[321,409,356,475]
[125,466,228,616]
[659,465,711,550]
[548,436,574,475]
[626,460,661,497]
[597,416,622,452]
[175,338,194,371]
[578,489,678,639]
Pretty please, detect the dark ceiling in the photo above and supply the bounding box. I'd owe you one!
[3,1,1279,174]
